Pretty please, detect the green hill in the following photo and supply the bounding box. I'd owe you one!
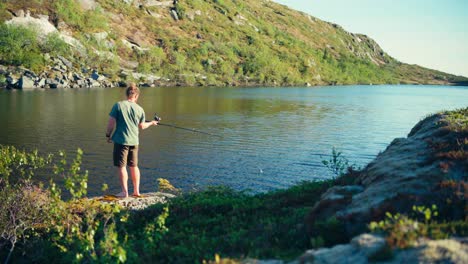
[0,0,467,87]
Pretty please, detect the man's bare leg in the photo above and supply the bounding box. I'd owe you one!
[117,166,129,198]
[129,166,140,196]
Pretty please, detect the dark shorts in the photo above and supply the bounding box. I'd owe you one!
[113,144,139,167]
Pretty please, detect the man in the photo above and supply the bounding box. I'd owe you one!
[105,83,158,198]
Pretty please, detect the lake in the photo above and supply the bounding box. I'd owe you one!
[0,85,467,196]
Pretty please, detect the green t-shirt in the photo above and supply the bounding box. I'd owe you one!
[109,100,145,146]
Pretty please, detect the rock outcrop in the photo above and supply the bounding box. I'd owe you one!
[306,111,467,236]
[297,234,468,264]
[95,192,176,210]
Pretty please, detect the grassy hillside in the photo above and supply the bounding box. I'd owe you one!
[0,0,467,86]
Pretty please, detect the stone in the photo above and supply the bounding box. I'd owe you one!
[350,234,386,258]
[95,192,176,210]
[57,55,73,69]
[143,0,173,7]
[6,13,57,36]
[93,32,108,42]
[77,0,97,10]
[76,79,86,86]
[296,235,467,264]
[52,66,66,73]
[14,10,25,17]
[37,78,46,88]
[299,244,365,264]
[171,9,179,20]
[73,73,84,81]
[18,75,35,89]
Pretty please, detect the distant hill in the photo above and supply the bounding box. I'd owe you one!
[0,0,467,87]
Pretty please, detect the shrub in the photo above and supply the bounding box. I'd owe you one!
[42,33,71,58]
[369,205,467,249]
[0,24,44,72]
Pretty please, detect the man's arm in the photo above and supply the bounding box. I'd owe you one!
[139,120,158,130]
[106,117,116,142]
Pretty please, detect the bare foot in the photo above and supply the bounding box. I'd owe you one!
[132,193,142,198]
[115,192,128,198]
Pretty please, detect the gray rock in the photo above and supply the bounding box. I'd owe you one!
[73,73,84,81]
[37,78,46,88]
[14,10,25,17]
[52,66,66,73]
[77,0,97,10]
[171,9,179,20]
[57,55,73,69]
[18,75,35,89]
[350,234,386,258]
[76,79,86,86]
[95,192,176,210]
[46,78,59,89]
[297,235,467,264]
[143,0,173,7]
[93,32,108,42]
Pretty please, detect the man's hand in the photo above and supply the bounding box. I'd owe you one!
[152,120,159,126]
[106,136,113,143]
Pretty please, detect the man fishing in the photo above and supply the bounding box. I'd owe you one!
[105,83,158,198]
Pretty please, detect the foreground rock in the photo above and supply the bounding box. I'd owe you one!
[307,110,467,236]
[297,234,468,264]
[95,192,176,210]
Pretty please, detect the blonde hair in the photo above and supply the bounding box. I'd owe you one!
[126,83,140,98]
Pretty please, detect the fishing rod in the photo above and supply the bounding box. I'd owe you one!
[149,113,222,138]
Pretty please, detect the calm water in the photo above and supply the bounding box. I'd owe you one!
[0,85,467,196]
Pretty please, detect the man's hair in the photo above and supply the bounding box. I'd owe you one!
[126,83,140,98]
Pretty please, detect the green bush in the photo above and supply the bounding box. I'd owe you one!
[0,24,44,72]
[42,33,71,57]
[369,205,468,249]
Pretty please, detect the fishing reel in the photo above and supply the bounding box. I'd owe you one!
[153,113,162,122]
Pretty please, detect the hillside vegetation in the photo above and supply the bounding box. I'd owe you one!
[0,0,467,87]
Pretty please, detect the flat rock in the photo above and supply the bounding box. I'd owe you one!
[95,192,176,210]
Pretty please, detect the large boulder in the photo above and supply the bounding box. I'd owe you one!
[298,234,468,264]
[307,111,468,236]
[18,75,36,89]
[5,12,57,36]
